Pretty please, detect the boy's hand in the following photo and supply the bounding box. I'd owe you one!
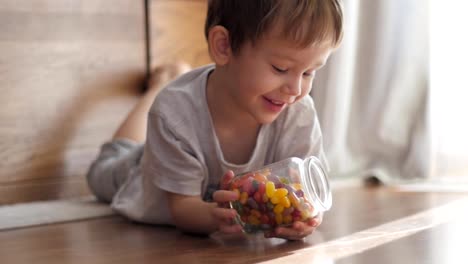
[211,170,243,234]
[265,212,323,240]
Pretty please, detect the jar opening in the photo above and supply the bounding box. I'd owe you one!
[301,156,332,211]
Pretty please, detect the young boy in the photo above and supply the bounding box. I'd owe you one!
[87,0,343,241]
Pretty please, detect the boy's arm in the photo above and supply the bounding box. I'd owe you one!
[166,172,241,235]
[166,192,218,234]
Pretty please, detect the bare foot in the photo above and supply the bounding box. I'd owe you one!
[147,62,191,94]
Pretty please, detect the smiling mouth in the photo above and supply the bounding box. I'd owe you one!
[264,97,285,106]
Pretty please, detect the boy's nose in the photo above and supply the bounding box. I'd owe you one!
[282,77,302,97]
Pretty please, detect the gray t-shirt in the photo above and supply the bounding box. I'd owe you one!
[111,64,327,224]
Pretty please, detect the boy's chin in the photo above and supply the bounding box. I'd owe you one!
[256,114,280,125]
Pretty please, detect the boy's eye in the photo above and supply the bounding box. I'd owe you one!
[272,65,288,73]
[303,70,316,77]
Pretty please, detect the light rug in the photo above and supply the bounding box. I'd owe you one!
[0,196,115,231]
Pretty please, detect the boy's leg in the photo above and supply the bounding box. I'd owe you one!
[87,63,190,202]
[112,62,191,143]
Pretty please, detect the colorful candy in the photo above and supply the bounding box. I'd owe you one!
[226,170,316,233]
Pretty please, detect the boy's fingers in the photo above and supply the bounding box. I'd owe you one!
[212,207,237,221]
[274,222,315,240]
[219,223,243,234]
[213,190,239,203]
[220,170,235,190]
[275,227,314,240]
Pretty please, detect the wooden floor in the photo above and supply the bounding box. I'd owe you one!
[1,185,467,264]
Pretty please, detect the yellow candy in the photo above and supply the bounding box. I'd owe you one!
[275,188,288,197]
[279,196,291,208]
[270,196,280,204]
[240,192,248,204]
[266,181,276,198]
[275,214,283,225]
[284,215,292,224]
[274,204,284,214]
[288,193,300,208]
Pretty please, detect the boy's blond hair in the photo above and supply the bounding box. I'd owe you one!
[205,0,343,54]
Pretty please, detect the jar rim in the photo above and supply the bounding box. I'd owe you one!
[301,156,332,211]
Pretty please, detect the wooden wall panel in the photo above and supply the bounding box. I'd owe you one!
[150,0,210,68]
[0,0,145,204]
[0,0,210,205]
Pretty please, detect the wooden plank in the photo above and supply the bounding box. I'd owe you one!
[0,0,211,204]
[0,0,145,204]
[150,0,211,67]
[0,187,467,263]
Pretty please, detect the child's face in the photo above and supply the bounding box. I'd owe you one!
[225,30,333,125]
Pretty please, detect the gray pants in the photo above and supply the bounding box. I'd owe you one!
[86,139,144,203]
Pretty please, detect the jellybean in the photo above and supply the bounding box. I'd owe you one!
[258,202,267,213]
[247,197,258,210]
[253,191,262,204]
[241,177,253,195]
[248,215,260,225]
[279,196,291,208]
[268,212,276,226]
[292,209,301,218]
[275,182,285,189]
[240,191,248,204]
[251,180,259,192]
[275,188,288,197]
[270,196,280,205]
[258,182,266,196]
[267,202,275,211]
[296,189,305,198]
[273,204,284,214]
[284,215,292,224]
[253,173,268,183]
[285,184,296,194]
[250,209,261,219]
[260,214,270,224]
[266,181,276,198]
[282,206,294,217]
[288,192,300,208]
[275,214,283,225]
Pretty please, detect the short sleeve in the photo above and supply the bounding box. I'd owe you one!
[141,112,205,196]
[275,95,330,172]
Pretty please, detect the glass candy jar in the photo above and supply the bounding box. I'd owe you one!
[223,157,332,233]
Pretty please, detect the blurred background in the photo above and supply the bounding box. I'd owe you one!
[314,0,468,185]
[0,0,467,206]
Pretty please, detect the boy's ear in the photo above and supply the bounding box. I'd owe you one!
[207,25,232,65]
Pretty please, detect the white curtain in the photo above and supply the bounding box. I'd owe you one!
[312,0,429,182]
[430,0,468,182]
